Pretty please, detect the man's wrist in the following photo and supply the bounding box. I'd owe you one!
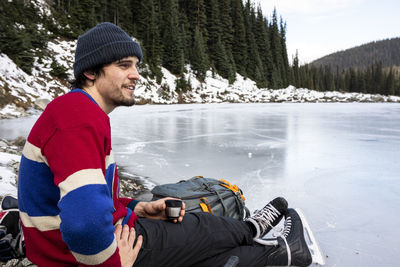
[127,200,140,212]
[132,201,147,217]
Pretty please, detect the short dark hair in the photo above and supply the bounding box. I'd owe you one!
[69,64,105,90]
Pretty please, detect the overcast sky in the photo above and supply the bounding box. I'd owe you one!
[255,0,400,64]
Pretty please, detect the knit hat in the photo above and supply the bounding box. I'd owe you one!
[73,22,143,78]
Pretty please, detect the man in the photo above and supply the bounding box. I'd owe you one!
[17,22,312,266]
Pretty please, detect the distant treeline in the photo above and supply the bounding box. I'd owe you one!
[293,59,400,96]
[296,37,400,96]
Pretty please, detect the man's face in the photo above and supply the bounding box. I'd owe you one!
[94,56,140,111]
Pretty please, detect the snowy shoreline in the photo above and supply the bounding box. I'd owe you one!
[1,85,400,120]
[0,137,150,200]
[1,38,400,120]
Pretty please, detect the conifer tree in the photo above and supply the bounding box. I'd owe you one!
[218,0,236,81]
[385,67,395,95]
[160,0,184,75]
[279,19,291,87]
[205,0,233,80]
[364,67,373,93]
[292,50,300,86]
[254,6,272,87]
[0,0,47,74]
[230,0,248,76]
[243,1,263,85]
[185,0,208,47]
[269,9,283,88]
[373,62,384,94]
[115,0,134,32]
[137,0,162,80]
[323,65,335,91]
[191,26,208,81]
[178,3,191,64]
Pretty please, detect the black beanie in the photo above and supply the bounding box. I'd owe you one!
[73,22,143,78]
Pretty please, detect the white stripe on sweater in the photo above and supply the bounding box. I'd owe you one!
[59,169,106,199]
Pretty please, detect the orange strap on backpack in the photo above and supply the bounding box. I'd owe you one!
[219,179,246,202]
[199,197,213,214]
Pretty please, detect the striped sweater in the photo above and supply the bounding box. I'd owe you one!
[18,89,139,266]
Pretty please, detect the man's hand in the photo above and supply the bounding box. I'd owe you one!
[134,198,185,223]
[115,224,142,267]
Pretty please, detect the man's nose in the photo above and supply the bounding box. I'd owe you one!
[128,66,140,80]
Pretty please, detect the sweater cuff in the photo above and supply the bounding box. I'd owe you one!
[127,200,140,212]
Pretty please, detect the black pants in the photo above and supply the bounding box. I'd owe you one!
[133,213,275,267]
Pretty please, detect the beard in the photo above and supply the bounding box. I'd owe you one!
[112,94,135,107]
[109,83,136,107]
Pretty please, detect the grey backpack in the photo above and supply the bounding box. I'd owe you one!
[151,176,250,220]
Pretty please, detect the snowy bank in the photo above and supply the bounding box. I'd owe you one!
[0,138,24,198]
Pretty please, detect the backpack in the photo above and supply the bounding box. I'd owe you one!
[0,196,25,261]
[151,176,250,220]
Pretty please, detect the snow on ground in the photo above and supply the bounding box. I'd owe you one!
[0,149,20,197]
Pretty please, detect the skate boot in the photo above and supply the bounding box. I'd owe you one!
[266,208,312,266]
[246,197,288,239]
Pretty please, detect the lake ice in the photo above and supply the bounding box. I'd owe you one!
[110,103,400,267]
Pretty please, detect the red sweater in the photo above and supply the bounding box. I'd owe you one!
[18,89,139,266]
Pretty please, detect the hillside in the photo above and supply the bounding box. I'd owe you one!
[0,0,293,89]
[311,37,400,72]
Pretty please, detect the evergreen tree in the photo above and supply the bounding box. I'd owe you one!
[137,0,162,80]
[385,67,395,95]
[0,0,48,74]
[219,0,236,82]
[191,26,208,81]
[230,0,248,76]
[178,4,191,64]
[269,9,283,88]
[160,0,184,75]
[116,0,134,32]
[205,0,233,80]
[323,65,335,91]
[292,50,300,86]
[279,18,291,87]
[243,1,263,85]
[255,6,272,87]
[185,0,208,46]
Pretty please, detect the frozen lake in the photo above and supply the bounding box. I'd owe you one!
[1,103,400,266]
[110,103,400,267]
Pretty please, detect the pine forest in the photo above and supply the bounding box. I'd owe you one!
[0,0,399,96]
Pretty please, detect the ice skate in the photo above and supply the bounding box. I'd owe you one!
[256,208,324,266]
[246,197,288,239]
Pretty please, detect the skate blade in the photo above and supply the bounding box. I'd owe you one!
[295,208,325,265]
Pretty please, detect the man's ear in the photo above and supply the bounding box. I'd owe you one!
[83,71,96,81]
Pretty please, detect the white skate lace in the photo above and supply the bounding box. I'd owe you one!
[253,215,292,265]
[253,203,281,233]
[280,216,292,266]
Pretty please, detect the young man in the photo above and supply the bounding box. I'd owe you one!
[17,22,312,266]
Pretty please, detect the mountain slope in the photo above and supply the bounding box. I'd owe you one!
[311,37,400,71]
